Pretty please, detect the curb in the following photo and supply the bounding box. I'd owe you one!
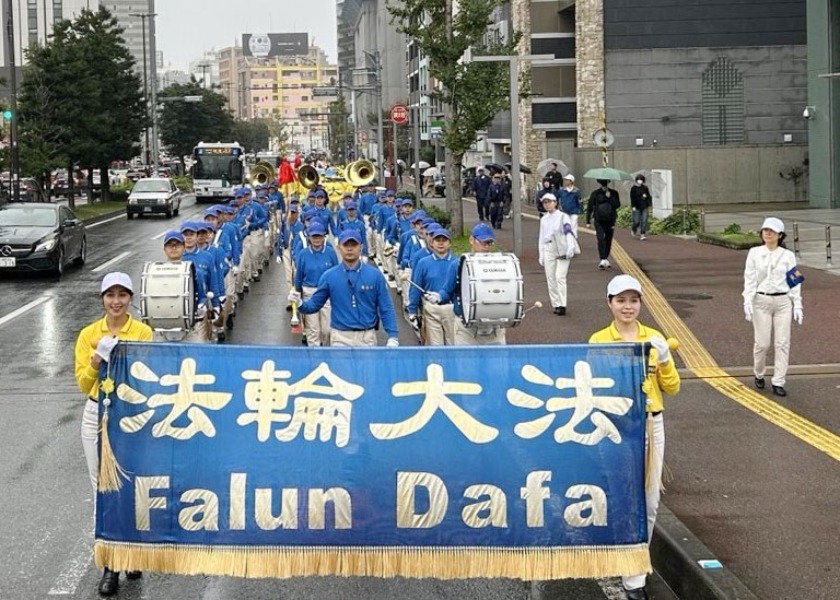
[651,505,758,600]
[81,208,126,226]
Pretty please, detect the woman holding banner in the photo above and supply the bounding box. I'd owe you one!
[74,272,152,596]
[589,274,680,600]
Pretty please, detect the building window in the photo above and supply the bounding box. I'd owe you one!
[702,57,745,145]
[28,0,38,43]
[53,0,62,23]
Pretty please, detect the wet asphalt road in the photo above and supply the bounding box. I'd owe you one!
[0,196,658,600]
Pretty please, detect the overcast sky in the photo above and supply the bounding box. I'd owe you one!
[156,0,338,71]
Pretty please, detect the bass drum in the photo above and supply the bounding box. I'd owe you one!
[140,261,196,330]
[458,253,523,328]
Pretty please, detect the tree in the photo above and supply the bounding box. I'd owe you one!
[231,118,272,154]
[328,95,351,162]
[388,0,521,235]
[158,81,235,172]
[18,7,145,206]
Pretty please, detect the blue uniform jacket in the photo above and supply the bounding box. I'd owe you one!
[398,231,424,268]
[182,247,221,308]
[298,261,399,338]
[293,243,337,290]
[408,251,458,314]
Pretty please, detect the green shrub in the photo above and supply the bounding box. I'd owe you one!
[648,208,700,235]
[615,205,633,228]
[420,203,451,228]
[173,175,193,192]
[723,223,742,235]
[108,182,133,202]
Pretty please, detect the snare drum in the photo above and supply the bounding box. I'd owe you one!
[458,253,523,328]
[140,261,196,330]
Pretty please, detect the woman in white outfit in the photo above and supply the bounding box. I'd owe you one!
[537,193,578,315]
[742,217,803,397]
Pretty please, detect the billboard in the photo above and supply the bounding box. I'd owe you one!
[242,33,308,58]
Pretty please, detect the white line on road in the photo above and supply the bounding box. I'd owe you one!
[91,251,132,273]
[0,295,50,327]
[47,531,94,596]
[85,213,127,229]
[151,229,167,240]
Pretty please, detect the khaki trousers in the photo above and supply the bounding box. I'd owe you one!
[330,328,377,347]
[751,294,792,386]
[423,302,456,346]
[302,286,331,346]
[453,319,506,345]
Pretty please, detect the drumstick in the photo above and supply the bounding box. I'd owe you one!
[523,301,543,314]
[290,301,302,334]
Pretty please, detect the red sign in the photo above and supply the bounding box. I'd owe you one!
[390,104,408,124]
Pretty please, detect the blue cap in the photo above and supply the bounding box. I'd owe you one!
[289,205,299,213]
[221,205,235,214]
[235,186,250,197]
[345,201,357,210]
[425,223,442,234]
[203,207,221,217]
[303,209,317,220]
[307,221,327,236]
[314,189,326,198]
[421,217,436,226]
[338,229,362,245]
[401,198,414,207]
[385,189,395,196]
[179,221,199,233]
[269,181,278,188]
[432,228,451,240]
[195,221,214,232]
[393,198,403,207]
[470,222,495,242]
[163,230,184,244]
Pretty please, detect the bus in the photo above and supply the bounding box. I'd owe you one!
[192,142,245,203]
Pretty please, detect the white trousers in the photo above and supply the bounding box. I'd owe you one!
[81,400,99,493]
[423,302,456,346]
[283,246,294,289]
[453,319,506,345]
[302,286,331,346]
[330,329,377,347]
[752,294,792,387]
[569,213,579,237]
[543,242,570,309]
[623,413,665,591]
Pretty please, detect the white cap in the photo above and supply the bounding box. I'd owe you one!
[542,193,557,203]
[563,174,575,182]
[760,217,784,234]
[100,272,134,295]
[607,274,642,297]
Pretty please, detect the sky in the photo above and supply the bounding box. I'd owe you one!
[156,0,338,71]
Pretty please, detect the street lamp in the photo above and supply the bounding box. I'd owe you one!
[5,0,20,203]
[128,12,152,166]
[465,51,554,257]
[362,50,384,177]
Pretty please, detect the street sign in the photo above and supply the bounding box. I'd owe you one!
[429,118,444,135]
[390,104,408,124]
[313,86,339,97]
[357,130,368,143]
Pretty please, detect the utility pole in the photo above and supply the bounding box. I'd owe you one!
[5,0,20,203]
[129,12,150,166]
[147,0,159,173]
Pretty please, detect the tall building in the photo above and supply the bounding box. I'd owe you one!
[102,1,156,81]
[216,41,338,155]
[0,0,93,67]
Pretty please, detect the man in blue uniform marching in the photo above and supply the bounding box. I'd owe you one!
[293,220,336,346]
[289,229,399,347]
[408,228,458,345]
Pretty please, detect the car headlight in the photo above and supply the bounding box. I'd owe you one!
[157,198,167,204]
[35,237,57,252]
[129,198,137,204]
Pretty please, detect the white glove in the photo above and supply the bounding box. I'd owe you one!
[793,306,803,325]
[232,266,240,275]
[744,303,753,322]
[649,336,670,365]
[423,291,441,305]
[288,290,302,304]
[538,255,544,267]
[386,337,399,348]
[94,336,119,362]
[407,314,421,331]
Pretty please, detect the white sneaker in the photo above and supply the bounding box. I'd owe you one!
[598,260,607,270]
[604,259,612,268]
[640,234,647,240]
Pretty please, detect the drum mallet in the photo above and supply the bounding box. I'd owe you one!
[523,301,543,314]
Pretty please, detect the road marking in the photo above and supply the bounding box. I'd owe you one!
[47,532,93,595]
[91,251,132,273]
[610,239,840,463]
[86,213,127,229]
[0,295,50,327]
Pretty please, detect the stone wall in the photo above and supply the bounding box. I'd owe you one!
[576,0,604,148]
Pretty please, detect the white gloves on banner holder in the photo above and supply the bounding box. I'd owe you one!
[95,336,120,362]
[649,336,671,364]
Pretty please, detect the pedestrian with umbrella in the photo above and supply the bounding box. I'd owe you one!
[584,168,632,269]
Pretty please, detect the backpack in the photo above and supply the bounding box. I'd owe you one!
[595,196,615,223]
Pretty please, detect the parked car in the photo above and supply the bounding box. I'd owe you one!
[0,202,86,275]
[126,167,148,182]
[127,177,182,219]
[1,178,48,204]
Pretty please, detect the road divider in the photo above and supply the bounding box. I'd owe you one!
[91,251,132,273]
[0,295,50,327]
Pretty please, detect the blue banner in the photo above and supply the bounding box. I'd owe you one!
[94,343,651,579]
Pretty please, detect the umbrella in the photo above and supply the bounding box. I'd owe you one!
[621,169,667,199]
[410,161,430,170]
[423,166,442,177]
[396,159,406,167]
[583,167,634,181]
[485,163,505,173]
[537,158,569,178]
[504,162,532,174]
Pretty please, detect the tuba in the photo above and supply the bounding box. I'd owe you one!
[250,161,275,185]
[344,160,377,187]
[297,165,320,189]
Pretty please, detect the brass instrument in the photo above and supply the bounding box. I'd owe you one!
[297,165,320,189]
[344,160,377,187]
[250,161,275,185]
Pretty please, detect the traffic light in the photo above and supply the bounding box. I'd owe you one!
[2,110,11,119]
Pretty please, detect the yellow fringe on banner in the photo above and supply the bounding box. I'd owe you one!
[94,541,651,580]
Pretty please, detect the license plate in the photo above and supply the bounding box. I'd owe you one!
[144,207,152,212]
[0,257,15,267]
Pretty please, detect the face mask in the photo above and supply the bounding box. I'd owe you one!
[636,180,643,185]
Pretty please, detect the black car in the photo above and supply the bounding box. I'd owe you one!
[0,203,86,275]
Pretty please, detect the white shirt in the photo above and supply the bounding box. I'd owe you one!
[538,210,575,262]
[742,244,802,308]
